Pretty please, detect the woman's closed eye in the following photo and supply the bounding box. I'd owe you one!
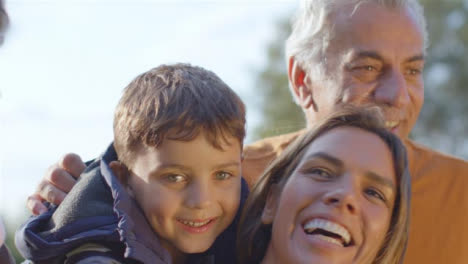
[303,167,335,180]
[364,187,387,203]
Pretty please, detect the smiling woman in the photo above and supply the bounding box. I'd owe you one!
[237,106,411,264]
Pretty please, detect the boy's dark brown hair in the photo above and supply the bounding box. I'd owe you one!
[113,63,246,167]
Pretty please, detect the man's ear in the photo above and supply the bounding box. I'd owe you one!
[288,57,316,110]
[261,184,280,225]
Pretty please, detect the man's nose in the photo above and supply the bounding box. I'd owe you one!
[373,69,410,108]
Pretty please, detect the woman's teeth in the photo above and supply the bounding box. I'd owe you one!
[303,218,351,246]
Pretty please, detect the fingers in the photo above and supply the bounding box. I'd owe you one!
[59,153,86,179]
[26,153,85,215]
[36,180,67,207]
[26,194,48,216]
[45,165,78,193]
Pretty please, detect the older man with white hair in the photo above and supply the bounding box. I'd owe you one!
[28,0,468,263]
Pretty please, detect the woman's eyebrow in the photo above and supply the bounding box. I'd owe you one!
[304,152,343,167]
[305,153,396,190]
[365,171,396,191]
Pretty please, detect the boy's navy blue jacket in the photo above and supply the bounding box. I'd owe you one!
[15,144,249,264]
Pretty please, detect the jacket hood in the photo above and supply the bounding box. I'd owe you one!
[16,143,248,264]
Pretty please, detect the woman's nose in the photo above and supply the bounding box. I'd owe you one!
[323,179,360,215]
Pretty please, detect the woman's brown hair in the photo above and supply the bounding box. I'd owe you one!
[237,106,411,264]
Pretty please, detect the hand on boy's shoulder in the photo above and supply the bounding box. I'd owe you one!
[27,153,86,215]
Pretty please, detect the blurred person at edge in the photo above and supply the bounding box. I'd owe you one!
[0,0,15,263]
[26,0,468,263]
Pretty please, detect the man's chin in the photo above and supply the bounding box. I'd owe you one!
[383,121,407,138]
[388,125,411,139]
[390,126,399,135]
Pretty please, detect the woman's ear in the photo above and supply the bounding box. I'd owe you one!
[261,184,280,225]
[288,57,315,110]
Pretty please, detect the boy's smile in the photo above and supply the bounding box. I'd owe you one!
[176,217,219,233]
[121,131,242,260]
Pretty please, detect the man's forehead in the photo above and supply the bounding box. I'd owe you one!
[329,2,425,59]
[347,50,425,63]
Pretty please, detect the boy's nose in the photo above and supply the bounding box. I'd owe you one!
[185,181,214,209]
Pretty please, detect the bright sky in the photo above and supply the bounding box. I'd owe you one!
[0,0,298,221]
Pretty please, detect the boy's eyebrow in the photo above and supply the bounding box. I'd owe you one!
[153,163,190,171]
[213,161,241,170]
[153,161,240,171]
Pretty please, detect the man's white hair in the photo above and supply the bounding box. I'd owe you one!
[285,0,428,104]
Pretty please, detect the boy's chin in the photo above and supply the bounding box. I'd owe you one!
[177,238,215,253]
[161,236,215,260]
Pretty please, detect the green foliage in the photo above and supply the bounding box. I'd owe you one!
[412,0,468,158]
[252,19,304,140]
[4,215,27,263]
[253,2,468,159]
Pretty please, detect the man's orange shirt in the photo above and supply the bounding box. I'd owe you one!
[242,131,468,264]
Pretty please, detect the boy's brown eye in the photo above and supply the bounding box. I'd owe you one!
[215,171,232,180]
[166,174,186,183]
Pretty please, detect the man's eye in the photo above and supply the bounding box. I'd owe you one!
[215,171,232,180]
[364,65,376,71]
[406,68,422,76]
[354,65,378,72]
[166,174,186,183]
[364,188,386,202]
[349,65,381,82]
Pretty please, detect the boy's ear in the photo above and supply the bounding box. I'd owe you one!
[261,184,280,225]
[288,57,316,111]
[109,161,135,197]
[109,161,130,185]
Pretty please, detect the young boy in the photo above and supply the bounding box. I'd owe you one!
[15,64,249,264]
